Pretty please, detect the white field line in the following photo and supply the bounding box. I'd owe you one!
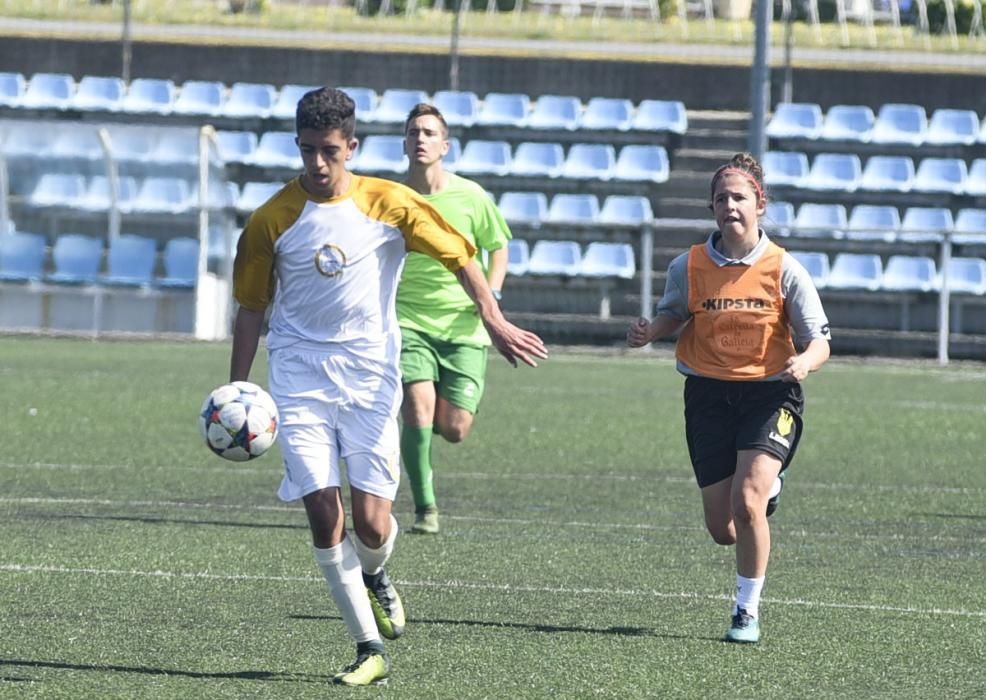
[1,562,983,619]
[1,496,983,546]
[3,461,985,496]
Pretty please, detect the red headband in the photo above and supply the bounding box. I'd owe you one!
[712,167,764,202]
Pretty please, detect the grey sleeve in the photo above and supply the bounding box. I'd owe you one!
[782,253,832,346]
[655,252,691,321]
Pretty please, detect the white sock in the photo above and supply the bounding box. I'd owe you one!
[352,514,398,576]
[313,538,380,643]
[734,574,765,619]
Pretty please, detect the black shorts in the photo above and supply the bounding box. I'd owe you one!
[683,375,805,488]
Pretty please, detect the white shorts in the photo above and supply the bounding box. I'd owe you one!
[268,345,402,502]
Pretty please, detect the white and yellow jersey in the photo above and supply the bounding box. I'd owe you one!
[233,175,477,357]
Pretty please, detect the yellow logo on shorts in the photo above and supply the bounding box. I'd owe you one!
[776,408,794,437]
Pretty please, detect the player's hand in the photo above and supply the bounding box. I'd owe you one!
[780,354,811,382]
[487,319,548,368]
[626,318,654,348]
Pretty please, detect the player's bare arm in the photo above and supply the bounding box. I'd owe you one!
[230,306,266,382]
[626,314,686,348]
[780,338,830,383]
[454,260,548,368]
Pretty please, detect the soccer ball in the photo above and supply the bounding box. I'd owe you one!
[199,381,279,462]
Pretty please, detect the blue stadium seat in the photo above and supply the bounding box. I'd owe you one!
[454,140,512,176]
[104,126,158,165]
[765,102,823,140]
[371,88,429,123]
[963,159,986,196]
[912,157,967,195]
[631,99,688,134]
[71,75,125,112]
[352,135,407,173]
[271,83,319,120]
[881,255,938,293]
[510,141,565,178]
[443,137,462,171]
[506,238,530,276]
[246,131,303,170]
[132,177,193,214]
[579,97,633,131]
[580,242,635,280]
[432,90,480,127]
[221,82,276,119]
[546,194,600,224]
[194,179,238,210]
[527,95,581,131]
[476,92,530,127]
[173,80,226,116]
[47,234,103,284]
[871,103,927,146]
[765,201,795,237]
[925,109,979,146]
[802,153,861,192]
[562,143,615,180]
[27,173,88,208]
[945,257,986,295]
[159,237,200,289]
[0,71,26,107]
[237,181,283,213]
[859,155,915,192]
[101,234,158,287]
[613,144,670,183]
[789,251,830,289]
[793,202,848,239]
[81,175,138,213]
[527,240,582,276]
[151,130,202,166]
[215,130,258,164]
[498,191,549,226]
[762,151,809,188]
[819,104,875,142]
[120,78,176,115]
[599,195,653,225]
[899,207,953,243]
[48,123,105,162]
[338,86,378,118]
[827,253,883,291]
[846,205,900,242]
[20,72,74,109]
[0,231,46,282]
[954,208,986,244]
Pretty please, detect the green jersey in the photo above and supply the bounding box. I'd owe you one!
[397,173,511,346]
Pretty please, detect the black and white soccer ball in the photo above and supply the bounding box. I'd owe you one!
[199,381,279,462]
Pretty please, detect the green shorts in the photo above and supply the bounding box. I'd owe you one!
[400,326,488,414]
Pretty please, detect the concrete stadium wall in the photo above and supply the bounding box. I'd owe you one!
[1,36,985,113]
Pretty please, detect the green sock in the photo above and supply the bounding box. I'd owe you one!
[401,425,435,511]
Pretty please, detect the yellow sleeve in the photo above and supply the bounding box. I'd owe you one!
[353,177,477,272]
[232,181,304,311]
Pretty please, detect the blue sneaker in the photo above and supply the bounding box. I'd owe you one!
[725,608,760,644]
[766,472,785,518]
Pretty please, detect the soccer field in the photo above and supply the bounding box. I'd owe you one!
[2,337,984,699]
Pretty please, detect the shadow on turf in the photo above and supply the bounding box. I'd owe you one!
[34,513,305,530]
[290,614,697,640]
[919,512,986,521]
[0,658,325,684]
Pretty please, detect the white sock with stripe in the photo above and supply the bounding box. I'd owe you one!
[734,574,765,619]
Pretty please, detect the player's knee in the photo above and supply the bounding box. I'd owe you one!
[353,521,387,550]
[731,496,760,529]
[706,519,736,545]
[440,423,470,443]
